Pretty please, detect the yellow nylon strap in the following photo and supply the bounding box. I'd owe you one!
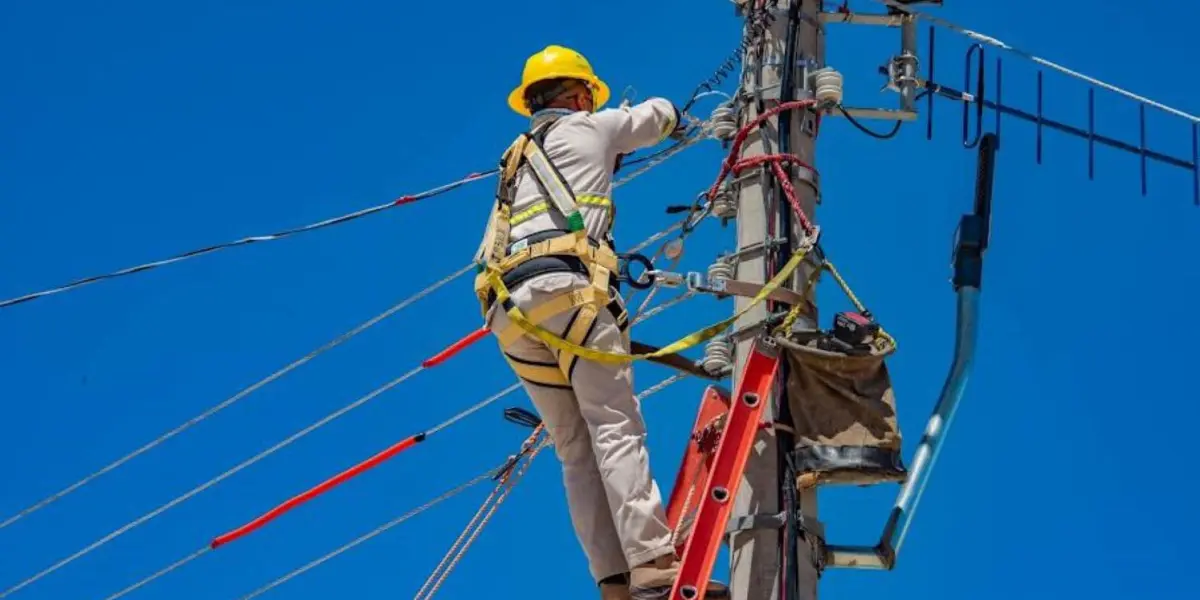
[494,286,607,349]
[521,136,579,219]
[485,242,815,364]
[501,136,530,182]
[555,302,599,377]
[772,257,898,353]
[504,355,570,388]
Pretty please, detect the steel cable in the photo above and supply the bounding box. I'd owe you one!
[0,172,496,309]
[10,219,706,599]
[3,112,711,311]
[1,129,704,539]
[0,264,473,532]
[91,284,700,600]
[0,365,432,598]
[240,373,688,600]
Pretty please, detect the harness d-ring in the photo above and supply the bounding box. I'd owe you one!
[619,253,656,290]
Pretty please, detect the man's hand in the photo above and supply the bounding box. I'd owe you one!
[668,103,690,141]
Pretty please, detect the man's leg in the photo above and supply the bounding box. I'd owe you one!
[491,275,629,586]
[561,295,730,599]
[555,299,674,568]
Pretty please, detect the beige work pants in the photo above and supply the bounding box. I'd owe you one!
[487,271,675,583]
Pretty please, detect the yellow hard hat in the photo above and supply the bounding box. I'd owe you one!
[507,45,611,117]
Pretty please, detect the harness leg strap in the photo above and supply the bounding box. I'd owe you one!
[555,302,601,381]
[504,352,572,389]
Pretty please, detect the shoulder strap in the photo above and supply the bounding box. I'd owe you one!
[515,117,584,232]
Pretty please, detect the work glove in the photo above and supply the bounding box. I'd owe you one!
[613,152,626,175]
[668,103,690,141]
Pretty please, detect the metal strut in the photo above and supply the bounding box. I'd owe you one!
[669,338,783,600]
[823,132,997,570]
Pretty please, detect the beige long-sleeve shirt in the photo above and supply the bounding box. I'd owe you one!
[504,98,679,247]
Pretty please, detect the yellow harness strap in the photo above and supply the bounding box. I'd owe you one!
[487,235,819,364]
[503,353,571,389]
[475,118,617,368]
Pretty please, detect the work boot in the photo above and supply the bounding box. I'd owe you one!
[630,554,730,599]
[599,573,632,600]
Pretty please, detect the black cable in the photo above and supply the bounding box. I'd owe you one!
[836,104,904,139]
[775,1,803,598]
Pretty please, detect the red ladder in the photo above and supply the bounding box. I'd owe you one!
[663,339,782,600]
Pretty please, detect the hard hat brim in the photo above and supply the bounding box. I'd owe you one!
[507,74,611,117]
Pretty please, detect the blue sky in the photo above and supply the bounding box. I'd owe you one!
[2,1,1198,598]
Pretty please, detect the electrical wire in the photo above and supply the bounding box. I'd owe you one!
[2,129,701,537]
[10,221,703,598]
[0,264,473,532]
[0,361,479,598]
[208,380,519,550]
[3,106,711,311]
[412,430,549,600]
[239,372,688,600]
[90,278,700,600]
[3,95,712,600]
[116,468,501,600]
[612,128,710,188]
[869,0,1200,123]
[237,468,500,600]
[0,171,496,310]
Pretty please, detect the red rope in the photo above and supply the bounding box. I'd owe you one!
[704,100,822,235]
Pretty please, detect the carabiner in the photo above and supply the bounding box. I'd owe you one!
[618,253,656,290]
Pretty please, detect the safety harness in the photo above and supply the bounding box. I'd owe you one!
[473,115,628,385]
[475,114,817,369]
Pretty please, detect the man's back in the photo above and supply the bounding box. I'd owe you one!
[508,99,679,246]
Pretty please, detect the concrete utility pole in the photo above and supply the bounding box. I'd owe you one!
[726,1,825,599]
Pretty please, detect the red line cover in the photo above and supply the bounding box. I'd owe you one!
[423,328,488,367]
[210,433,426,548]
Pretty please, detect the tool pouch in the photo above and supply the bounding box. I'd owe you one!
[781,330,907,489]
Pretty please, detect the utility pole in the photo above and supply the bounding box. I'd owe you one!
[726,1,825,599]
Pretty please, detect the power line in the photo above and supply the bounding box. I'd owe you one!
[411,431,549,600]
[1,113,714,311]
[92,307,697,600]
[108,468,501,600]
[0,363,452,598]
[0,130,704,535]
[2,222,705,597]
[207,380,520,550]
[0,171,496,310]
[239,373,689,600]
[0,264,472,531]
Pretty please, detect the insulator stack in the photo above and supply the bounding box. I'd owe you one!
[709,102,738,141]
[812,67,845,107]
[701,338,734,376]
[711,185,737,219]
[707,258,735,286]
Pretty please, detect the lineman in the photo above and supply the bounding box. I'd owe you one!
[474,46,729,600]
